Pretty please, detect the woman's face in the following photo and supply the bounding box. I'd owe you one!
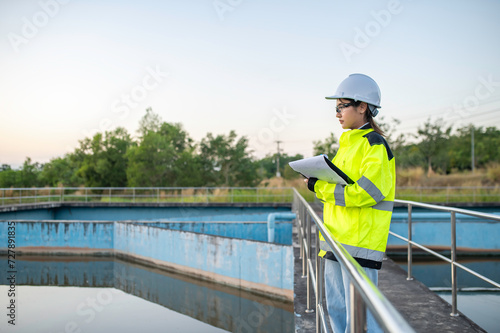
[336,99,367,130]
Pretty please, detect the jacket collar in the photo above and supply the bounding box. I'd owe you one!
[359,123,372,130]
[340,123,373,145]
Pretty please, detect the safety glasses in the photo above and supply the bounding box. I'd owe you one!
[335,102,355,113]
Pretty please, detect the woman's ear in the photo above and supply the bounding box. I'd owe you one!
[358,102,368,114]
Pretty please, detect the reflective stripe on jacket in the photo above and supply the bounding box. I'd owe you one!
[314,123,395,269]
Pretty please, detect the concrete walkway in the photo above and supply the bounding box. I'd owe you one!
[378,258,486,333]
[293,223,487,333]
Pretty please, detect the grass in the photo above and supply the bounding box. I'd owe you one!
[394,166,500,203]
[396,166,500,187]
[2,167,500,205]
[396,186,500,203]
[0,187,296,205]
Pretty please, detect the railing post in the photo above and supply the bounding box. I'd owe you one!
[297,202,303,264]
[350,282,367,333]
[407,204,414,281]
[316,225,323,333]
[450,211,459,317]
[85,188,88,202]
[301,205,307,278]
[297,201,304,262]
[35,188,37,203]
[19,189,22,204]
[306,212,314,313]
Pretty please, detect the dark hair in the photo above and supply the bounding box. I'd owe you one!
[340,99,385,137]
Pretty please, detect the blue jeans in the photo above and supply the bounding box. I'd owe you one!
[324,259,383,333]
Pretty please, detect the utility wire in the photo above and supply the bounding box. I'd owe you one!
[387,96,500,125]
[391,101,500,133]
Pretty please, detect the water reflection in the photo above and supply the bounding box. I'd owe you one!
[0,255,294,333]
[437,292,500,333]
[391,256,500,333]
[0,286,228,333]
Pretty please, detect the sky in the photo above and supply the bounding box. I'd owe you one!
[1,0,500,168]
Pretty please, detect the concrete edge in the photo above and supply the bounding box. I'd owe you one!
[0,201,292,212]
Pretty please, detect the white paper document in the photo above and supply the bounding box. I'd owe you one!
[288,155,353,185]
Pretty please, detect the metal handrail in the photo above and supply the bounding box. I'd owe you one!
[397,186,500,190]
[393,199,500,316]
[396,186,500,203]
[3,185,499,205]
[1,186,286,190]
[0,187,294,205]
[292,189,415,333]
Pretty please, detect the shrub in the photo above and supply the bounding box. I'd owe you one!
[486,163,500,183]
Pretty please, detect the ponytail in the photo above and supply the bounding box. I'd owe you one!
[366,111,385,137]
[342,98,385,137]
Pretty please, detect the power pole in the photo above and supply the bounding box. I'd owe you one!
[275,140,282,177]
[471,126,475,173]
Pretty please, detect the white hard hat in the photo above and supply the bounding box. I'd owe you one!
[326,73,381,116]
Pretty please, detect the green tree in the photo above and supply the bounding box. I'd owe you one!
[447,125,500,172]
[199,131,259,186]
[415,118,452,175]
[18,157,42,187]
[0,158,43,188]
[137,107,162,137]
[0,164,17,188]
[257,155,278,180]
[378,117,422,170]
[127,122,193,186]
[257,153,304,180]
[393,143,425,169]
[39,154,83,186]
[76,127,132,187]
[174,149,211,187]
[313,133,338,159]
[474,126,500,167]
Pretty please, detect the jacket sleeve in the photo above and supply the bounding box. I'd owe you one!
[314,144,393,207]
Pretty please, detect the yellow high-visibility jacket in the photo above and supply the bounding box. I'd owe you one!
[313,124,395,269]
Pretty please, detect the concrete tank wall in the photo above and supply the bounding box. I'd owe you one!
[0,220,293,300]
[2,221,114,250]
[114,222,293,299]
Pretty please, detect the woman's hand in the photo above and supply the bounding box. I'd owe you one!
[305,177,318,192]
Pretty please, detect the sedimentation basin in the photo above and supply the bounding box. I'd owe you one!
[0,202,295,333]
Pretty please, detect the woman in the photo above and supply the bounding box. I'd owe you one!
[305,73,395,333]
